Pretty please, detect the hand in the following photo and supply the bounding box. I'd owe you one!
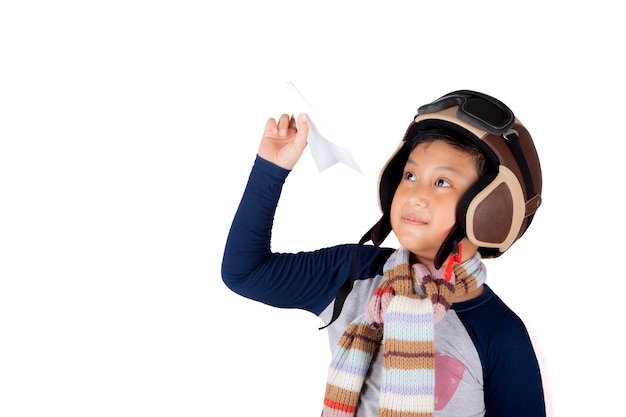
[257,113,309,170]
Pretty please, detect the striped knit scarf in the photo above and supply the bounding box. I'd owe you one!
[322,247,486,417]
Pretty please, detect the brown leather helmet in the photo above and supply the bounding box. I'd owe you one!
[366,90,543,268]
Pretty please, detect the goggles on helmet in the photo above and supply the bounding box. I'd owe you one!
[417,90,515,135]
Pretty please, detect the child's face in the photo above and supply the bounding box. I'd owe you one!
[390,139,480,265]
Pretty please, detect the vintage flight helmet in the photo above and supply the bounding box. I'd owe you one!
[368,89,543,269]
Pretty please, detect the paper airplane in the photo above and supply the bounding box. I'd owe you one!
[286,81,362,174]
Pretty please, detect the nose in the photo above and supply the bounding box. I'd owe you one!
[408,184,429,207]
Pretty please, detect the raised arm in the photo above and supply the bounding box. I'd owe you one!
[221,113,392,315]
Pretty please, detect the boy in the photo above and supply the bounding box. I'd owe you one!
[222,90,545,416]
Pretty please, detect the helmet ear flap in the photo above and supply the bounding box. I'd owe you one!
[464,166,526,254]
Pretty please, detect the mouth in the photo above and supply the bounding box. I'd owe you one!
[402,214,428,226]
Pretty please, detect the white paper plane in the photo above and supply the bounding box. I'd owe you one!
[286,81,362,174]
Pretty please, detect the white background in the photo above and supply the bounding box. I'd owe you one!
[1,1,624,416]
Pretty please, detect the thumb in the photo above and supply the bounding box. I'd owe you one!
[294,113,309,151]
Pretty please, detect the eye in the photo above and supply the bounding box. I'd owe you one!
[404,171,416,181]
[435,178,451,187]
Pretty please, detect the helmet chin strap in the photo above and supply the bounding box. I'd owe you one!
[433,224,466,269]
[444,242,463,282]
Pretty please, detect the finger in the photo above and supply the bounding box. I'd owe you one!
[264,117,278,135]
[277,114,291,137]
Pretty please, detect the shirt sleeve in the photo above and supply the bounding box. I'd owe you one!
[483,316,546,416]
[221,155,392,315]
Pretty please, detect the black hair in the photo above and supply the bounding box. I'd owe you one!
[405,127,487,177]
